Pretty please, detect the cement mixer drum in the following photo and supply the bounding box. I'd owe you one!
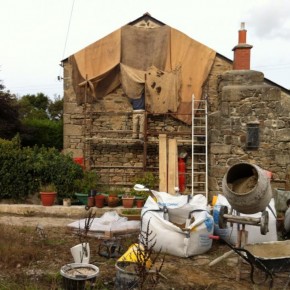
[222,163,272,214]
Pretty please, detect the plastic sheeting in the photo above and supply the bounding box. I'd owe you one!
[67,211,140,238]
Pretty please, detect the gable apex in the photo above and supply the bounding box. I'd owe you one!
[128,13,165,28]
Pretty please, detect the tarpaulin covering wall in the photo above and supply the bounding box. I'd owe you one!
[69,23,216,124]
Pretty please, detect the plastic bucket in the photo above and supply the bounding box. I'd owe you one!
[60,263,99,290]
[75,193,88,205]
[222,163,272,214]
[118,243,152,268]
[115,261,139,290]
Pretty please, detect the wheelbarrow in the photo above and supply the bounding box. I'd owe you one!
[210,235,290,289]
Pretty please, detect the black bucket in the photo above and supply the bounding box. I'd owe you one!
[60,263,99,290]
[115,261,139,290]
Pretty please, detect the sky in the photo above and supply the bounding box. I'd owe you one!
[0,0,290,100]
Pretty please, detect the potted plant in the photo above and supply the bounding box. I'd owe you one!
[95,193,105,208]
[135,197,145,208]
[120,208,141,220]
[107,187,122,207]
[74,171,99,206]
[122,192,135,208]
[133,172,159,207]
[39,183,57,206]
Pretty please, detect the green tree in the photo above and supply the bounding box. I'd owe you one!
[48,95,63,120]
[17,92,64,149]
[18,93,50,120]
[0,81,21,139]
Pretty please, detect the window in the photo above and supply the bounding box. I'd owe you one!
[246,123,259,149]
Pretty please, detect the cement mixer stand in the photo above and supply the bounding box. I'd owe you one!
[218,206,269,281]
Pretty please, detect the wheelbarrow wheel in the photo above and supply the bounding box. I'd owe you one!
[249,265,271,287]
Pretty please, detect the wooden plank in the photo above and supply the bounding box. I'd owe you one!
[168,138,178,195]
[159,134,168,192]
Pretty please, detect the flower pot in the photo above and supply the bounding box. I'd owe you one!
[60,263,99,290]
[87,196,95,208]
[95,194,105,208]
[135,198,144,208]
[70,243,90,264]
[108,195,120,207]
[63,198,71,207]
[120,209,141,221]
[40,192,56,206]
[75,193,88,205]
[122,196,135,208]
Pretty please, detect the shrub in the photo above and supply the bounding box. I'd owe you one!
[0,135,38,201]
[0,135,83,201]
[20,118,63,150]
[73,171,99,195]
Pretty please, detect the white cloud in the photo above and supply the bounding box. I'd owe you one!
[245,0,290,39]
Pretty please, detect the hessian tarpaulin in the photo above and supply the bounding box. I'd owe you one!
[69,24,216,124]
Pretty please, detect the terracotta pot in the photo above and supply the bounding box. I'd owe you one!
[95,195,105,208]
[108,195,120,207]
[135,199,144,208]
[88,196,95,207]
[40,192,56,206]
[122,197,135,208]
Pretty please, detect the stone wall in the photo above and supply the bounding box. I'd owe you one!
[62,57,193,190]
[207,69,290,200]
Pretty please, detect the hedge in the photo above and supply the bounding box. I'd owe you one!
[0,135,83,202]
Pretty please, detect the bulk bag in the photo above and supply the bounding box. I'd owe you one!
[141,191,214,257]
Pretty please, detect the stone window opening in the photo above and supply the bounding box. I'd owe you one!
[246,122,260,150]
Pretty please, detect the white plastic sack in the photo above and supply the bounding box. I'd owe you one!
[141,193,214,257]
[67,211,140,234]
[213,194,277,244]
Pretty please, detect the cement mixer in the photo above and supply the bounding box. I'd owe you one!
[222,162,272,215]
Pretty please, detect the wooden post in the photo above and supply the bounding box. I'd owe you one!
[159,134,168,192]
[168,138,178,195]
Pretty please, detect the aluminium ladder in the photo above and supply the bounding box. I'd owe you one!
[191,94,208,200]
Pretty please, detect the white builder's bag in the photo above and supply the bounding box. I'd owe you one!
[141,191,214,257]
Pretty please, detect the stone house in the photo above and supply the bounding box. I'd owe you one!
[62,14,290,201]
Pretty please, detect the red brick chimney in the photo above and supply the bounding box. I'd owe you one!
[232,22,253,70]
